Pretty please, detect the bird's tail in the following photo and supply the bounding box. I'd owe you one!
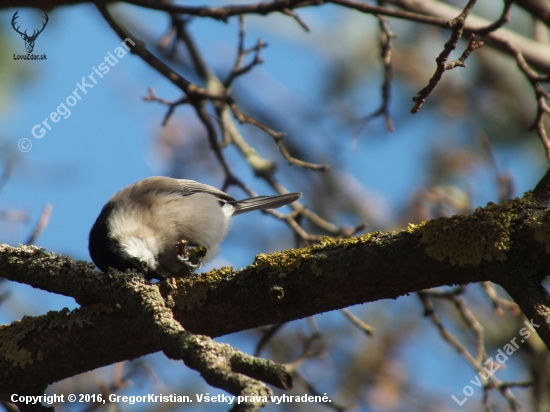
[233,193,301,215]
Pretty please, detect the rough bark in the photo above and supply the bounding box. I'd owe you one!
[2,170,550,405]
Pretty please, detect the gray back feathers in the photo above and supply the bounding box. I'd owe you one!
[113,176,301,214]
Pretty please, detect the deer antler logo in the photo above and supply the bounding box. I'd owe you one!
[11,11,49,54]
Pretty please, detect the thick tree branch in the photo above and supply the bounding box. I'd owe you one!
[501,280,550,358]
[2,171,550,402]
[0,257,292,411]
[533,168,550,203]
[109,276,291,412]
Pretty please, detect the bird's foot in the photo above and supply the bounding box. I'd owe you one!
[176,240,207,271]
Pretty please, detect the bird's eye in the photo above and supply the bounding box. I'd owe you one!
[218,200,227,207]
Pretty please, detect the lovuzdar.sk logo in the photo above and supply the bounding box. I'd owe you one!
[11,10,48,61]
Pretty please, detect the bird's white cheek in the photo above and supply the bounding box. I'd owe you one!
[108,209,160,269]
[121,236,159,268]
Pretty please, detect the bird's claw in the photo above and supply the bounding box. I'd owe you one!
[176,240,206,272]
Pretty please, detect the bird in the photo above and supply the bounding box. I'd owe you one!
[88,176,301,280]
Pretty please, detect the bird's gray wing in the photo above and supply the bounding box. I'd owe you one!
[174,179,236,202]
[122,177,236,203]
[120,177,300,212]
[233,193,301,215]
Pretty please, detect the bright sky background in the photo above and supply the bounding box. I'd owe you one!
[0,3,546,411]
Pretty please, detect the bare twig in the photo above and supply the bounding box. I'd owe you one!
[166,19,343,243]
[125,0,449,28]
[254,323,285,357]
[0,157,13,196]
[283,330,325,373]
[143,87,188,126]
[81,361,151,412]
[340,308,375,336]
[474,0,514,36]
[281,8,311,32]
[418,291,522,410]
[482,380,533,411]
[25,204,52,246]
[224,16,267,88]
[478,132,514,202]
[170,20,333,209]
[261,174,347,236]
[293,371,357,412]
[497,39,550,164]
[354,11,395,139]
[229,104,329,171]
[409,0,482,113]
[0,278,10,308]
[482,281,505,317]
[119,0,550,74]
[193,101,236,179]
[94,2,229,103]
[412,32,484,113]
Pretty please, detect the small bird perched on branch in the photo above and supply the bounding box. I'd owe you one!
[88,176,301,280]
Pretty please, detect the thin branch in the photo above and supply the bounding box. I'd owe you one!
[418,291,522,411]
[293,371,356,412]
[498,34,550,165]
[422,285,492,362]
[261,174,347,237]
[229,104,329,171]
[388,0,550,73]
[25,204,52,246]
[94,1,229,103]
[281,8,311,32]
[354,12,395,139]
[474,0,514,36]
[411,31,484,113]
[143,87,188,126]
[225,14,247,89]
[125,0,448,28]
[193,101,236,179]
[168,19,342,243]
[224,16,267,88]
[283,330,325,373]
[483,380,533,411]
[478,132,514,203]
[482,281,505,317]
[0,157,13,196]
[159,18,348,242]
[340,308,375,336]
[254,323,285,357]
